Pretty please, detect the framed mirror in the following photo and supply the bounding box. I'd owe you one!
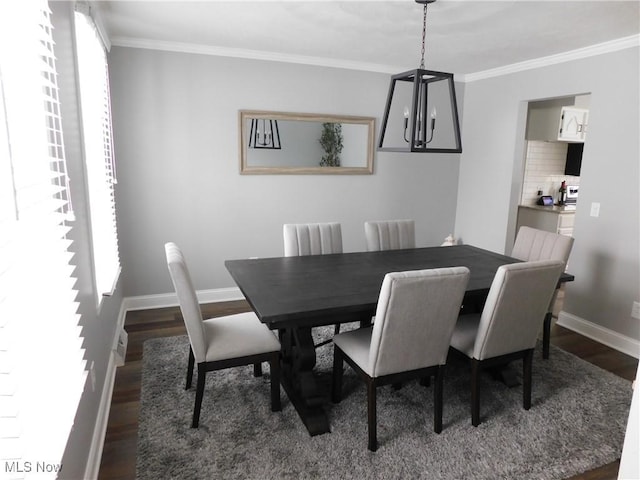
[239,110,375,174]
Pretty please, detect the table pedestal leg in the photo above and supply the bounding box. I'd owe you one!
[279,326,330,436]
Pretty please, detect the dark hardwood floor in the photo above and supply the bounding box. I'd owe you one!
[98,300,637,479]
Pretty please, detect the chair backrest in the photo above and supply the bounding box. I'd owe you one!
[472,259,565,361]
[368,267,470,377]
[283,222,342,256]
[511,226,574,266]
[165,242,207,362]
[365,220,415,252]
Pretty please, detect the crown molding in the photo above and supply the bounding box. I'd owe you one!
[111,34,640,83]
[461,34,640,83]
[110,36,402,74]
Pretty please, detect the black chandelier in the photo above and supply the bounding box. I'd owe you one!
[249,118,281,149]
[378,0,462,153]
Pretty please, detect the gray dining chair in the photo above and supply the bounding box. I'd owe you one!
[364,219,415,251]
[164,242,281,428]
[511,226,574,359]
[283,222,343,346]
[331,267,470,451]
[450,259,564,427]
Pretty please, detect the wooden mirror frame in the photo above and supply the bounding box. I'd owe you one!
[239,110,375,174]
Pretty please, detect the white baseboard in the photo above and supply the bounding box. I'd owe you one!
[121,287,244,312]
[557,311,640,359]
[84,350,118,480]
[83,299,132,479]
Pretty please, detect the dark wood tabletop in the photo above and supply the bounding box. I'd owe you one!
[225,244,574,436]
[225,244,574,329]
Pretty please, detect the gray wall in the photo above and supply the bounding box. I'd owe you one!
[455,47,640,341]
[51,3,124,479]
[109,47,463,297]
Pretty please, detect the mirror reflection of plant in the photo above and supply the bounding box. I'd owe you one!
[319,123,343,167]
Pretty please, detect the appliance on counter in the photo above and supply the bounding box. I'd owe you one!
[535,184,578,207]
[565,143,583,176]
[536,195,554,206]
[564,185,579,205]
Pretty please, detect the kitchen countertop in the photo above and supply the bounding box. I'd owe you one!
[519,204,576,213]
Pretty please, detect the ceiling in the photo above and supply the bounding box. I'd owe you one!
[95,1,640,77]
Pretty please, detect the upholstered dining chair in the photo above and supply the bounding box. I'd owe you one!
[164,242,281,428]
[364,219,415,252]
[283,222,343,346]
[283,222,343,256]
[450,259,564,427]
[511,226,574,359]
[331,267,470,451]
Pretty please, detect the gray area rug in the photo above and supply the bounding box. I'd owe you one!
[137,328,632,479]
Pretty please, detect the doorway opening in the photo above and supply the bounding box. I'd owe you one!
[515,94,590,243]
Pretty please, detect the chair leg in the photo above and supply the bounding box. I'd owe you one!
[542,312,552,359]
[434,366,444,433]
[523,349,534,410]
[185,347,195,390]
[471,359,481,427]
[367,380,377,452]
[192,365,206,428]
[253,362,263,377]
[269,353,281,412]
[334,323,341,335]
[332,346,344,403]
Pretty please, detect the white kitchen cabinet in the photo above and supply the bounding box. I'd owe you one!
[556,211,575,236]
[557,107,588,142]
[526,99,589,143]
[516,206,575,237]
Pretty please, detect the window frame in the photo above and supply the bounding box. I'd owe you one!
[73,5,121,307]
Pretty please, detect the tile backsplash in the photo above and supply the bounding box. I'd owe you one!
[521,141,580,205]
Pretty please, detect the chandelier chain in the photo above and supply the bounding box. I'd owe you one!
[420,2,427,69]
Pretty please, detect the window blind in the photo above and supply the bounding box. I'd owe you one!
[0,1,84,475]
[42,6,74,223]
[74,7,120,300]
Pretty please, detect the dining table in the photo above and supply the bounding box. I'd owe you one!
[225,244,574,436]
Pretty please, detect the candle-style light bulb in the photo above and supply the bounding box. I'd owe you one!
[402,106,410,143]
[425,107,436,144]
